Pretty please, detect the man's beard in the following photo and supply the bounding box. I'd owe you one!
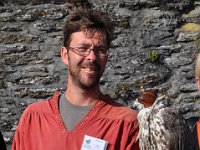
[68,61,102,89]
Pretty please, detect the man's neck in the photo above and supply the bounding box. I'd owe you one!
[65,83,102,106]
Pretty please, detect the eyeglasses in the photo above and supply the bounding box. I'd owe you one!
[68,46,108,57]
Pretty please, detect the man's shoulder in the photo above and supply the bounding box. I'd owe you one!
[26,100,49,112]
[110,101,138,121]
[101,95,138,122]
[24,91,60,115]
[21,100,51,118]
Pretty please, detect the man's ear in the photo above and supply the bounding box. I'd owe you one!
[196,77,200,91]
[61,47,68,65]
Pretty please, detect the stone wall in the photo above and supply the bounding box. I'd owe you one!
[0,0,200,149]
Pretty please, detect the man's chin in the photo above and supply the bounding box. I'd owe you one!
[78,80,99,89]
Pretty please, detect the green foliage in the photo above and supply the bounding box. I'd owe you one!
[118,83,130,94]
[195,39,200,47]
[113,83,137,104]
[171,39,177,45]
[147,50,158,62]
[119,19,129,28]
[0,80,4,88]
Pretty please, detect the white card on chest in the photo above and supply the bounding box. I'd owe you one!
[81,135,108,150]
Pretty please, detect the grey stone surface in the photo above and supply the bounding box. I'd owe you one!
[0,0,200,149]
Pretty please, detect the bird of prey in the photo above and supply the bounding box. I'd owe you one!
[136,89,195,150]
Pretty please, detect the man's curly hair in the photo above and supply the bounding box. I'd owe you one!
[63,9,114,48]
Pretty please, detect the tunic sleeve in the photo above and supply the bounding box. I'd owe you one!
[197,120,200,149]
[125,120,140,150]
[12,128,24,150]
[12,108,29,150]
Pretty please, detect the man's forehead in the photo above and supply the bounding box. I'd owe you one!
[71,31,107,41]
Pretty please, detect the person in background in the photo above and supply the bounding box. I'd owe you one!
[12,9,139,150]
[194,53,200,149]
[0,130,7,150]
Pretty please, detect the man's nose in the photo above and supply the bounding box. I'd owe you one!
[86,49,97,61]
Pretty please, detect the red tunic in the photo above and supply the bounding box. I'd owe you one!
[12,91,139,150]
[197,120,200,149]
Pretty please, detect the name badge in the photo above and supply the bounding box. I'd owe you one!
[81,135,108,150]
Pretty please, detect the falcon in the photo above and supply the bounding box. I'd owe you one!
[136,89,195,150]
